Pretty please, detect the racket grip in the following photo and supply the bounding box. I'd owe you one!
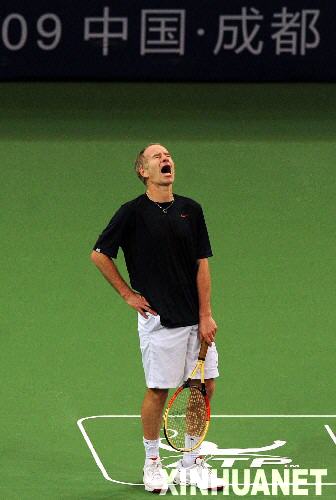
[198,340,209,361]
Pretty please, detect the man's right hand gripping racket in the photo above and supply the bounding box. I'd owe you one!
[163,341,210,452]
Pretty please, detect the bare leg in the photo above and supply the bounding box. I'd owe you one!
[205,378,215,400]
[141,388,169,439]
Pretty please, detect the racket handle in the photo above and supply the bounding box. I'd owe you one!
[198,340,209,361]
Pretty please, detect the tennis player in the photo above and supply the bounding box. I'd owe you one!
[91,144,223,492]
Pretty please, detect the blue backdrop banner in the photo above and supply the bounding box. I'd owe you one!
[0,0,334,80]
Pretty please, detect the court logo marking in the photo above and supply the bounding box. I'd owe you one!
[77,415,336,488]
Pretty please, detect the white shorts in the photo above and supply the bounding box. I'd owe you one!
[138,313,219,389]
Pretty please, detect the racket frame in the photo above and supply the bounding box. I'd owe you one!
[162,341,211,452]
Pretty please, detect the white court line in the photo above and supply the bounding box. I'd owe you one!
[80,414,336,418]
[77,415,336,487]
[325,425,336,446]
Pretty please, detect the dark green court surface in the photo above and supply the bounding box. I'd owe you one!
[1,83,335,498]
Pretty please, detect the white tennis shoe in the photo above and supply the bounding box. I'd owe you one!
[173,457,225,490]
[143,458,168,493]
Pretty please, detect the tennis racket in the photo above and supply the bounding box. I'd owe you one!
[162,341,210,452]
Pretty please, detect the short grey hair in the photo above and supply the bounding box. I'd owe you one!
[134,143,161,184]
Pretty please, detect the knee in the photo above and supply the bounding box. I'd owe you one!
[205,379,215,400]
[148,388,169,404]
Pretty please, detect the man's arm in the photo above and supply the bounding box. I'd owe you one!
[196,258,217,345]
[90,251,157,318]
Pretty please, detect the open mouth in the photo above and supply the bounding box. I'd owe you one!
[161,165,172,174]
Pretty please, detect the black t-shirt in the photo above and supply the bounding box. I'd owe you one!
[93,194,213,328]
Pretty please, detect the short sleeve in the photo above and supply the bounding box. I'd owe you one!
[196,205,213,259]
[92,203,132,258]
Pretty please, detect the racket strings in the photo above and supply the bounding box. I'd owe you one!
[165,386,207,451]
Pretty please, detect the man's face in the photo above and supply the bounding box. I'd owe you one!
[141,144,175,187]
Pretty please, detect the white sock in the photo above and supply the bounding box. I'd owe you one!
[182,434,201,467]
[143,437,160,461]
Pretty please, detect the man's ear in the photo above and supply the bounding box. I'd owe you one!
[139,165,149,180]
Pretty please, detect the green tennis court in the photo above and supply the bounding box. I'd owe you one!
[1,83,335,498]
